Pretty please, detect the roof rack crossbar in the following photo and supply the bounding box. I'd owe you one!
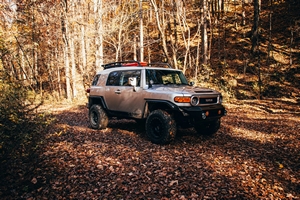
[101,61,172,70]
[102,60,144,69]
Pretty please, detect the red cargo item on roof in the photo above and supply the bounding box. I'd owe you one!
[123,61,147,67]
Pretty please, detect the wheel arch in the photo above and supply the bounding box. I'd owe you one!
[143,100,180,118]
[88,96,107,109]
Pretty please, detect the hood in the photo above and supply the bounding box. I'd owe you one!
[151,85,220,95]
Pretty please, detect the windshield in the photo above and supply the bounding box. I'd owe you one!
[146,69,189,85]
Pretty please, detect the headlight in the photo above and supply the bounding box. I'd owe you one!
[191,96,199,106]
[219,95,223,103]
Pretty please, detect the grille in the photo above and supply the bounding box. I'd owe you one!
[199,97,218,104]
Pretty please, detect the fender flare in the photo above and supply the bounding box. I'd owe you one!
[88,96,108,109]
[143,99,181,118]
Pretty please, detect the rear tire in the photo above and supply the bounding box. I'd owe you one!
[195,119,220,136]
[146,110,176,144]
[89,104,108,129]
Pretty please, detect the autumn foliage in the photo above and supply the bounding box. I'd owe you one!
[0,71,49,161]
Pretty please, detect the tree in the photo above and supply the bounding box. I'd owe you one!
[251,0,262,99]
[200,0,209,65]
[94,0,104,70]
[251,0,260,55]
[149,0,173,66]
[1,0,299,101]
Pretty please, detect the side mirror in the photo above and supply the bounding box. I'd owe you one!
[128,77,137,91]
[149,80,154,88]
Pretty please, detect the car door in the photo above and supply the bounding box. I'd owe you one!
[105,70,144,118]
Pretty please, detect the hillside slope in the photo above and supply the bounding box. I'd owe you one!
[207,1,300,100]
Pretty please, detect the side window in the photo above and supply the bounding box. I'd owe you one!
[92,74,101,86]
[119,70,141,86]
[106,71,121,86]
[146,69,163,84]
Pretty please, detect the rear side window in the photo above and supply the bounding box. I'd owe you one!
[119,70,141,86]
[92,74,101,86]
[106,70,141,86]
[106,71,121,86]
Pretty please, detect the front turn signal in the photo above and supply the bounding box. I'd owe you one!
[174,96,191,103]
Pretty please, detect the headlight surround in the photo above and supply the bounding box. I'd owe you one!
[191,96,199,106]
[219,95,223,103]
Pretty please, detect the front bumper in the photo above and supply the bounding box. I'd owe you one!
[180,104,227,120]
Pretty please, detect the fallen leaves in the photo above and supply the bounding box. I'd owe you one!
[0,99,299,199]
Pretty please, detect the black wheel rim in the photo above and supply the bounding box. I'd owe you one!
[91,111,98,125]
[150,117,163,139]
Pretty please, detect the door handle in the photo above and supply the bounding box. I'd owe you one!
[115,89,121,94]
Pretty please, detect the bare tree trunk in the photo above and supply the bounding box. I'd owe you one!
[289,2,293,66]
[70,36,77,99]
[234,0,238,29]
[134,34,137,60]
[147,28,151,63]
[55,47,62,98]
[242,0,246,26]
[81,25,87,75]
[94,0,104,70]
[61,0,71,100]
[201,0,208,65]
[223,11,227,67]
[63,39,71,100]
[116,27,122,61]
[267,0,273,70]
[251,0,260,55]
[139,0,144,62]
[31,4,38,89]
[195,19,201,84]
[207,1,212,62]
[251,0,262,99]
[170,0,179,70]
[47,53,55,95]
[211,0,215,17]
[221,0,224,13]
[149,0,173,66]
[217,19,221,61]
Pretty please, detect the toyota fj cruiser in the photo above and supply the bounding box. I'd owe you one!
[86,61,226,144]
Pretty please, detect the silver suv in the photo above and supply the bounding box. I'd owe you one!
[87,61,226,144]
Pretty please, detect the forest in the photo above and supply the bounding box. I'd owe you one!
[0,0,299,199]
[0,0,299,100]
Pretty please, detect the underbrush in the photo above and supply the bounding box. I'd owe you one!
[0,76,52,163]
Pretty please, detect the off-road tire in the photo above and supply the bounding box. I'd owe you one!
[89,104,109,129]
[195,119,220,136]
[146,109,177,144]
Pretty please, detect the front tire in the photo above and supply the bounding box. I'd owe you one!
[195,119,220,136]
[146,110,176,144]
[89,104,108,129]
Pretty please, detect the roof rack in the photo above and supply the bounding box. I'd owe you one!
[102,61,147,69]
[102,61,173,70]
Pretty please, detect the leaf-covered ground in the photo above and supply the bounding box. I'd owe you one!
[1,99,299,199]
